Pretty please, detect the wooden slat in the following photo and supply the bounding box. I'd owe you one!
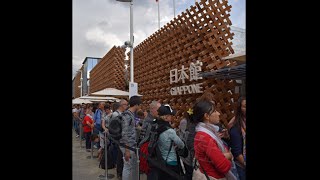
[90,46,126,93]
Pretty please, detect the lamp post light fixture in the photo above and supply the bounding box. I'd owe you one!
[121,40,133,84]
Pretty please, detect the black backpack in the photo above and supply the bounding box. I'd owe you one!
[137,117,190,180]
[108,111,132,141]
[139,121,169,171]
[99,146,115,170]
[146,122,173,167]
[146,123,159,158]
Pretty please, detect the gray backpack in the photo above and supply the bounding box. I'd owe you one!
[108,111,132,141]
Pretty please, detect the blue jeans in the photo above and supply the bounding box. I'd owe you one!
[74,120,80,135]
[236,163,246,180]
[120,147,138,180]
[230,160,240,180]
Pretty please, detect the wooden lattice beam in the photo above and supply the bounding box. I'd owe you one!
[132,0,241,126]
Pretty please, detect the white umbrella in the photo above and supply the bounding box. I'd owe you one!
[92,88,142,96]
[79,95,118,100]
[72,98,92,104]
[89,99,119,102]
[91,88,130,96]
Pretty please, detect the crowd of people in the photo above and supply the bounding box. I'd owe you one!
[72,93,246,180]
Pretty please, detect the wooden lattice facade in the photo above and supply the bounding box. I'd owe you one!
[73,66,84,98]
[90,46,126,93]
[132,0,241,126]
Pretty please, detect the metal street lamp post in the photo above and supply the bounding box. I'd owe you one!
[117,0,137,98]
[116,0,133,83]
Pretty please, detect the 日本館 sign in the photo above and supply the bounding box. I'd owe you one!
[170,60,203,96]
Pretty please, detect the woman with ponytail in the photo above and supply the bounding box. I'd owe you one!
[192,100,238,180]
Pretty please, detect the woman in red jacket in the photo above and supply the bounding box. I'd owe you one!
[191,100,237,180]
[82,108,94,152]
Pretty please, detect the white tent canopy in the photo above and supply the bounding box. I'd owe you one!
[72,98,92,104]
[91,88,130,96]
[92,88,142,96]
[89,99,120,102]
[79,95,118,100]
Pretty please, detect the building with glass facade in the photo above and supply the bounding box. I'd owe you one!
[73,57,101,98]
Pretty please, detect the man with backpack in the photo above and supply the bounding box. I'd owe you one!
[139,104,186,180]
[139,101,161,141]
[108,100,128,179]
[119,96,141,180]
[138,100,161,179]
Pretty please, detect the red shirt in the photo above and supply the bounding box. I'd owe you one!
[194,131,231,179]
[82,115,93,133]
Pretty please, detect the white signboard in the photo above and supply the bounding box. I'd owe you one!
[129,82,138,99]
[169,61,203,95]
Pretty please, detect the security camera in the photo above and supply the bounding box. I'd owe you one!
[121,41,132,48]
[124,41,131,46]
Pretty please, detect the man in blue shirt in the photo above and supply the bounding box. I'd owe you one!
[94,102,105,150]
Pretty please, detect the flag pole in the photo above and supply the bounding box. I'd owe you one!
[157,0,160,29]
[173,0,175,17]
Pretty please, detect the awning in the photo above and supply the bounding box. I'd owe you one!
[91,88,129,96]
[200,64,246,80]
[91,88,142,96]
[79,95,118,100]
[72,98,92,104]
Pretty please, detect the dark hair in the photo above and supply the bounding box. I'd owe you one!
[90,133,99,141]
[129,96,141,107]
[234,96,246,130]
[113,102,120,111]
[136,109,145,119]
[188,100,215,124]
[92,106,97,114]
[104,104,111,110]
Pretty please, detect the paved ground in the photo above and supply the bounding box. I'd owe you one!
[72,130,147,180]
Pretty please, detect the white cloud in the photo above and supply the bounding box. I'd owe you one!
[85,27,123,47]
[72,56,83,78]
[73,0,245,78]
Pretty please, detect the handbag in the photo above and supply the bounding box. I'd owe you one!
[192,159,210,180]
[176,143,189,158]
[193,167,209,180]
[192,159,228,180]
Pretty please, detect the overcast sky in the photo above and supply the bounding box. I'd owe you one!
[73,0,245,78]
